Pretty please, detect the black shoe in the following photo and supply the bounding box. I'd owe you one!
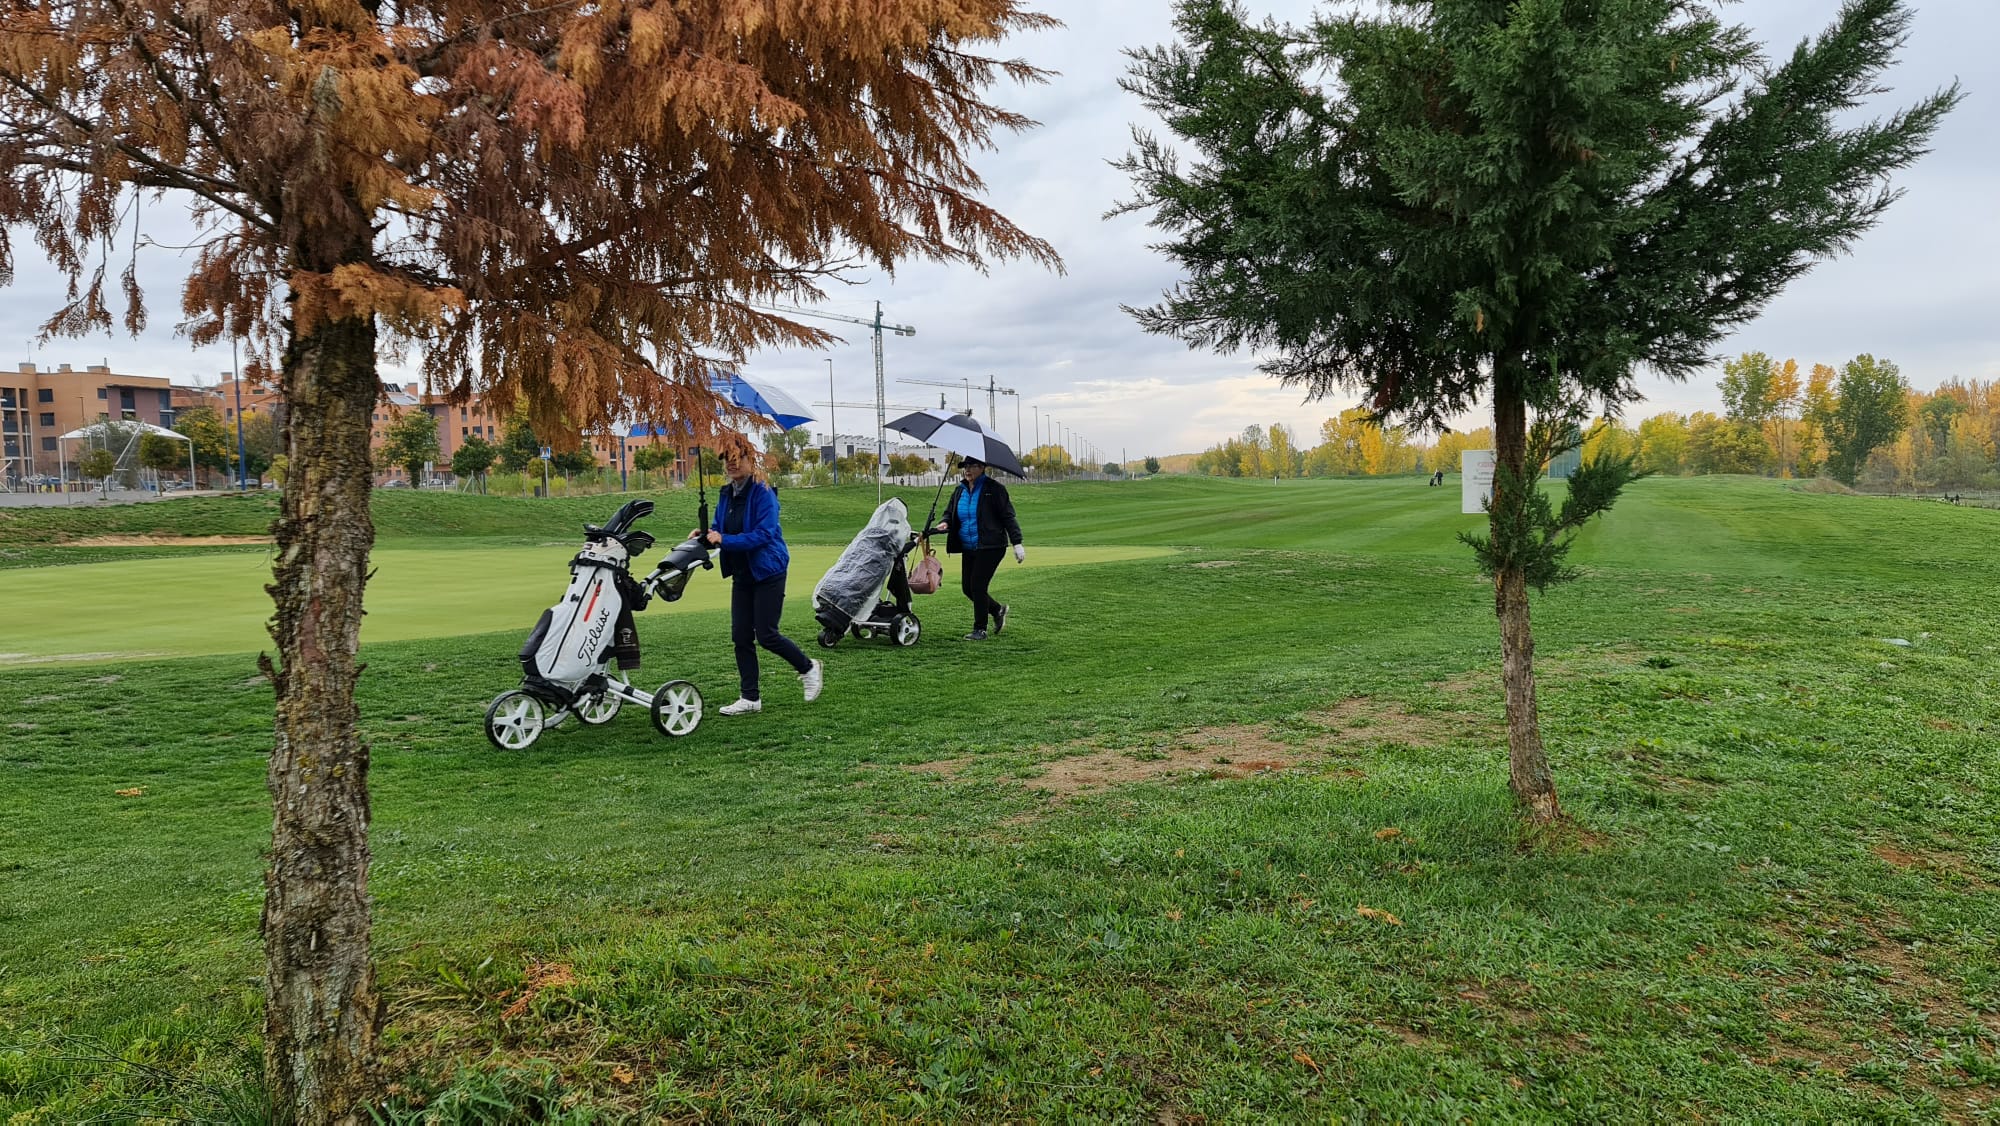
[962,629,988,641]
[993,604,1008,634]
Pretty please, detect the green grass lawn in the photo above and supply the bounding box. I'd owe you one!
[1,476,1996,1122]
[0,542,1165,665]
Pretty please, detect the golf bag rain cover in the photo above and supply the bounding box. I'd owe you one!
[815,498,911,625]
[522,542,641,694]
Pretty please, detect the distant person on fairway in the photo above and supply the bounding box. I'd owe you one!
[930,456,1024,640]
[697,442,822,715]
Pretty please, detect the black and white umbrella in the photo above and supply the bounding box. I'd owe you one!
[885,408,1027,477]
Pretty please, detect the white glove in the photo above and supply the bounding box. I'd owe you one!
[1013,544,1026,564]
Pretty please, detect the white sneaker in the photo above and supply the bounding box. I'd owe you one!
[719,697,763,716]
[801,660,824,702]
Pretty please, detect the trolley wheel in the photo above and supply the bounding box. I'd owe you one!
[818,628,842,649]
[892,613,921,647]
[853,625,874,641]
[649,679,704,737]
[485,690,547,750]
[574,671,628,725]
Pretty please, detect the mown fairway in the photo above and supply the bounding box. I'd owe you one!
[2,476,1996,1121]
[0,543,1166,665]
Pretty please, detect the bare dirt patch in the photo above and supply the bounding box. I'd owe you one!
[1428,669,1496,708]
[1873,842,1925,869]
[1307,695,1497,745]
[1019,727,1315,798]
[904,723,1328,798]
[1772,908,2000,1050]
[1871,841,1994,890]
[60,534,272,547]
[906,695,1488,805]
[906,757,971,777]
[1187,559,1239,569]
[1,652,165,666]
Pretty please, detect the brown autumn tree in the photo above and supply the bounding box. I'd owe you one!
[0,3,1058,1121]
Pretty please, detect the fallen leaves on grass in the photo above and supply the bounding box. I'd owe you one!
[611,1064,635,1085]
[500,960,577,1021]
[115,787,145,797]
[1356,904,1403,926]
[1292,1050,1321,1072]
[1374,827,1402,841]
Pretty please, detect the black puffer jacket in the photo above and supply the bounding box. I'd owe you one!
[938,477,1023,554]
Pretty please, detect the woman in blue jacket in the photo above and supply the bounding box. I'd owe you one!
[697,444,822,715]
[929,457,1025,640]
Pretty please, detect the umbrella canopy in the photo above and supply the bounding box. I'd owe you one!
[59,420,189,442]
[886,408,1026,477]
[709,370,814,430]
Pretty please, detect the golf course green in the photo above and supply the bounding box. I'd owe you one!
[0,541,1168,665]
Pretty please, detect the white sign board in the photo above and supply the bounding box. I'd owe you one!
[1462,449,1495,515]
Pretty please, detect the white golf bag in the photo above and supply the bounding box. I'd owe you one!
[519,504,656,696]
[487,499,714,750]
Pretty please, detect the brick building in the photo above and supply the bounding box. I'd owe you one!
[1,362,184,485]
[4,358,709,488]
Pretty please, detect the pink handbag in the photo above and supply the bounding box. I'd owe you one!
[908,539,943,594]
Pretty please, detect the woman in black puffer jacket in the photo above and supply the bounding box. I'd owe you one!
[928,457,1024,640]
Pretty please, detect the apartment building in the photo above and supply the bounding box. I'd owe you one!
[2,357,716,488]
[206,376,513,484]
[1,362,182,484]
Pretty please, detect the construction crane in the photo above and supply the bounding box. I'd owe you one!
[810,397,927,485]
[757,302,914,504]
[897,374,1021,451]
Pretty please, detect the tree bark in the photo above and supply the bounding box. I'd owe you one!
[262,304,383,1125]
[1491,375,1563,824]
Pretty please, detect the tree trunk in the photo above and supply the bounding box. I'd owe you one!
[1491,377,1563,823]
[262,306,383,1125]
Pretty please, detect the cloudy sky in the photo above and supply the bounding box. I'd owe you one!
[5,1,1991,462]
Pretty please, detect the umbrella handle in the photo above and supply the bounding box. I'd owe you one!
[922,452,954,533]
[691,445,709,532]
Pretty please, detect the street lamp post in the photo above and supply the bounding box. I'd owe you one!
[231,337,246,491]
[826,357,837,486]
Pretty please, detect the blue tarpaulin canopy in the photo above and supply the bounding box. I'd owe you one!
[626,370,814,437]
[708,371,814,430]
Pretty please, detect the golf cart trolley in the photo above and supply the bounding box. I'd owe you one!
[484,499,714,749]
[813,497,926,649]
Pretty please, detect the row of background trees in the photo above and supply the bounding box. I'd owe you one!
[150,402,1167,495]
[1190,354,1995,491]
[157,348,1980,495]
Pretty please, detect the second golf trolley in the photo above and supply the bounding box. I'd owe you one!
[812,497,926,649]
[485,499,716,750]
